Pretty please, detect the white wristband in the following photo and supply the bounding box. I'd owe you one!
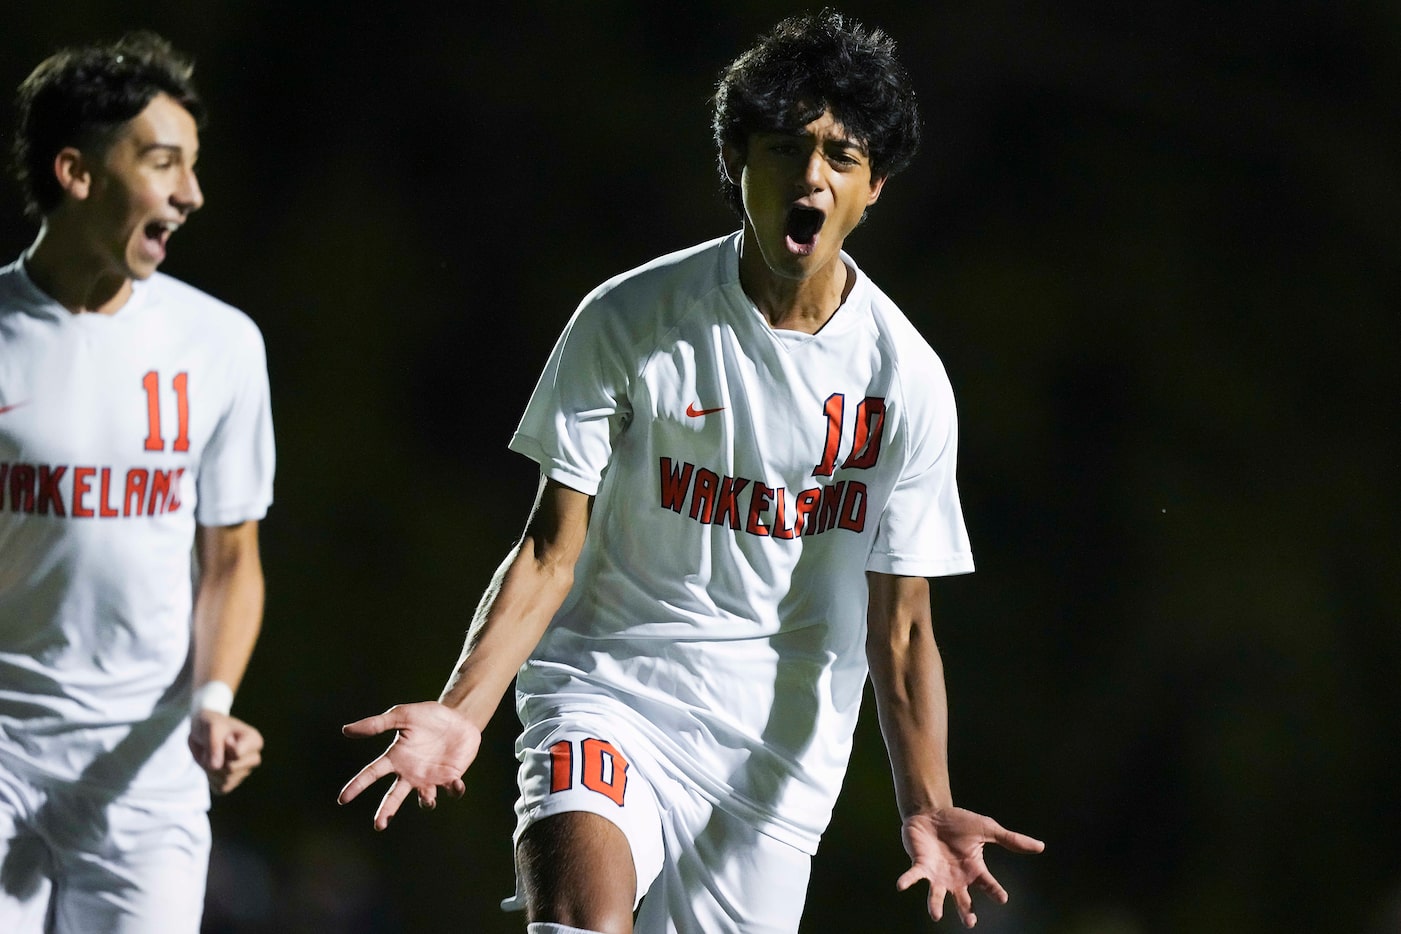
[191,680,234,716]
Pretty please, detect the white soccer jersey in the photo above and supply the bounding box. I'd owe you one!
[0,259,274,807]
[509,233,973,853]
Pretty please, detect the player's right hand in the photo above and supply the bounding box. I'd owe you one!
[337,701,481,830]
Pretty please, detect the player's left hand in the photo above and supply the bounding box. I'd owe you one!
[188,711,265,794]
[897,806,1044,928]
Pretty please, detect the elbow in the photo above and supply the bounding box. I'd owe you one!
[523,534,579,598]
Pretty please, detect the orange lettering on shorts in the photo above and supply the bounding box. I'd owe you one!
[580,738,628,807]
[548,740,573,794]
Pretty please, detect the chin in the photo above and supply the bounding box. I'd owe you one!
[756,245,810,278]
[123,258,162,281]
[760,258,806,282]
[776,250,829,279]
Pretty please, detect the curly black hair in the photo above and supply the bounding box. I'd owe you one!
[12,31,205,220]
[711,9,921,217]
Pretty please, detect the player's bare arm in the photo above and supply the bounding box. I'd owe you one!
[865,571,1044,928]
[188,520,266,794]
[339,476,592,829]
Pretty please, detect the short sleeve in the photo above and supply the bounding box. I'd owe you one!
[866,362,974,578]
[509,293,635,496]
[195,322,275,526]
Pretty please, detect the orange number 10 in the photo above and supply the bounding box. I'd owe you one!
[142,370,190,453]
[547,737,630,807]
[813,393,887,477]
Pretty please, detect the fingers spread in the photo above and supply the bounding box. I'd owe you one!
[341,712,393,738]
[996,827,1046,853]
[953,885,975,925]
[337,756,393,804]
[984,818,1045,853]
[895,866,925,892]
[373,777,412,831]
[925,885,947,922]
[975,870,1009,905]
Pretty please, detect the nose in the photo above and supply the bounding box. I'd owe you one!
[174,167,204,214]
[799,149,826,194]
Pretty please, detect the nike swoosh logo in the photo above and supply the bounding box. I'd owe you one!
[0,401,27,415]
[686,402,725,418]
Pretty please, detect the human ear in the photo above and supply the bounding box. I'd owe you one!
[53,147,93,201]
[721,143,745,185]
[867,175,887,206]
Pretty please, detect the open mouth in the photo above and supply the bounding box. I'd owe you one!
[144,220,176,244]
[140,221,177,262]
[785,206,825,255]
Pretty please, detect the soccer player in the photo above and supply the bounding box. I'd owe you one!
[340,10,1041,932]
[0,32,274,932]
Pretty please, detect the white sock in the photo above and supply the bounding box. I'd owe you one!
[527,924,607,934]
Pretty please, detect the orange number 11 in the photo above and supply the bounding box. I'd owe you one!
[142,370,190,452]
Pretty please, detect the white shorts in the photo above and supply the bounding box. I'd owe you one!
[0,761,210,934]
[504,714,812,933]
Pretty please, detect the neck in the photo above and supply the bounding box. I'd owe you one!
[24,222,133,316]
[737,230,853,335]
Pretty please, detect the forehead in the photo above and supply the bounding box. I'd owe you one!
[760,109,865,149]
[112,92,200,152]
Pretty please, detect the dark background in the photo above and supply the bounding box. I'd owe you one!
[4,2,1398,932]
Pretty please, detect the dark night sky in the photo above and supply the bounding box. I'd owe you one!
[3,2,1399,932]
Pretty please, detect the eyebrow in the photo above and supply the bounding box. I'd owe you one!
[825,137,868,155]
[763,129,868,154]
[137,143,191,158]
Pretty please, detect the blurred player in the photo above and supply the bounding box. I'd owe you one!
[0,32,274,932]
[341,10,1040,932]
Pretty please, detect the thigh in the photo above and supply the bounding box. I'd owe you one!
[637,797,812,934]
[47,794,210,934]
[0,767,52,934]
[511,723,666,929]
[519,811,636,932]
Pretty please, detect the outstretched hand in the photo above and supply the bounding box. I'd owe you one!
[337,702,482,830]
[897,806,1044,928]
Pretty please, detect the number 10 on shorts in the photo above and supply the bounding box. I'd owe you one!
[549,737,629,806]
